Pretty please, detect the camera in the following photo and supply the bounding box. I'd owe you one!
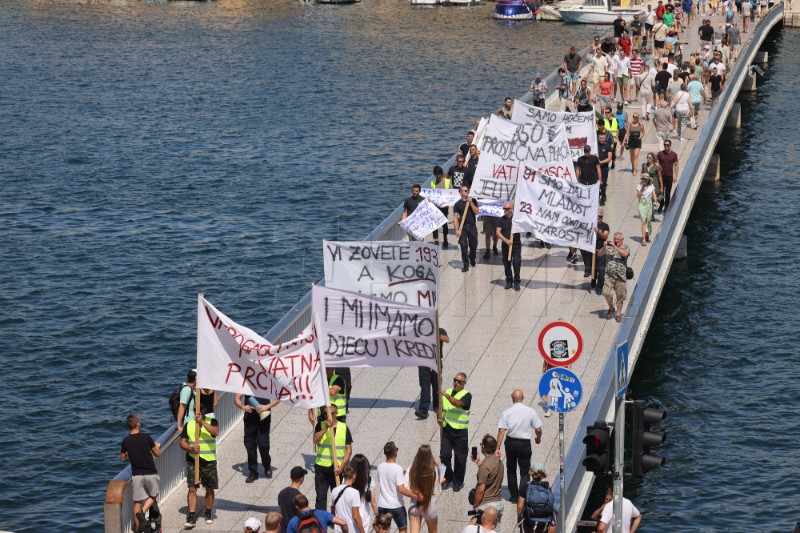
[467,509,484,525]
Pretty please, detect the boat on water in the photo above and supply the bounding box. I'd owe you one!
[441,0,481,5]
[317,0,360,4]
[492,0,541,20]
[558,0,642,24]
[410,0,440,5]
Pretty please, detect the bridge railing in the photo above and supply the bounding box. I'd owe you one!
[103,30,615,533]
[558,3,785,530]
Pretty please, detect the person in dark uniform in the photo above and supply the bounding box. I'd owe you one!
[235,394,280,482]
[496,202,522,291]
[453,185,479,273]
[415,327,449,420]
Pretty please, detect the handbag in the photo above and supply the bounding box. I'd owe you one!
[626,266,634,280]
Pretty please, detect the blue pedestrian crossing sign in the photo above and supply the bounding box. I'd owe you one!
[616,341,629,399]
[538,367,583,413]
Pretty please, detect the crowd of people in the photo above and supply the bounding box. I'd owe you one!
[117,3,766,531]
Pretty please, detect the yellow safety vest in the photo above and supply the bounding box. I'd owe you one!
[186,416,217,462]
[603,118,619,140]
[442,388,470,430]
[430,177,452,189]
[315,421,348,467]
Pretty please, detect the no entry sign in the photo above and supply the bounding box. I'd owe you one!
[537,321,583,367]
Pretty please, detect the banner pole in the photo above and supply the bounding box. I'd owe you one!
[435,311,443,443]
[194,387,201,486]
[507,239,513,262]
[591,252,596,290]
[329,409,341,487]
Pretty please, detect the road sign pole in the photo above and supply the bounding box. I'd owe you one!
[559,411,566,533]
[613,397,624,533]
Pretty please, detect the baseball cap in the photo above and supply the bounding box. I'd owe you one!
[290,466,309,480]
[245,517,262,531]
[583,145,591,152]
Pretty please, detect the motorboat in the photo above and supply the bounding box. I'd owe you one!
[492,0,541,20]
[558,0,642,24]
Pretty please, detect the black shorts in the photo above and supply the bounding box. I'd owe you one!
[645,22,654,31]
[654,39,665,48]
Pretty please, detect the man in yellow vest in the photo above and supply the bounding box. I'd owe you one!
[438,372,472,492]
[430,165,451,248]
[180,403,219,528]
[312,404,353,510]
[308,368,348,426]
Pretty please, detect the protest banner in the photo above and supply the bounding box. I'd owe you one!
[511,100,598,161]
[512,165,600,253]
[478,200,505,218]
[472,115,569,201]
[323,240,439,308]
[312,285,439,371]
[421,188,460,208]
[399,201,448,241]
[196,295,327,409]
[523,127,577,182]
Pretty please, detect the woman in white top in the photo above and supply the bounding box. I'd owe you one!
[670,83,692,141]
[332,455,376,533]
[636,175,656,245]
[407,445,440,533]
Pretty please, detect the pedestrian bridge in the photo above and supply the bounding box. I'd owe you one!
[105,4,785,531]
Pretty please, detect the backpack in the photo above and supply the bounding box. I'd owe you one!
[524,482,555,521]
[168,384,191,421]
[297,510,326,533]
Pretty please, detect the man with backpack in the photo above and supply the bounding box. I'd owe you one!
[172,369,197,433]
[516,463,555,533]
[285,494,348,533]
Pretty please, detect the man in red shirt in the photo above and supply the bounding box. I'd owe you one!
[656,140,679,213]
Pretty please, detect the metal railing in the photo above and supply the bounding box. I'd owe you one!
[558,4,785,530]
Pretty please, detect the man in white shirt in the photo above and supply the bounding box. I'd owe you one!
[615,51,631,102]
[495,390,543,502]
[460,506,498,533]
[376,441,420,533]
[597,487,642,533]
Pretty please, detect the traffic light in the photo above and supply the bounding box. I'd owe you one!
[632,400,667,477]
[582,422,611,474]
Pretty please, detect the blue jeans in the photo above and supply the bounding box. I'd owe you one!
[377,506,408,529]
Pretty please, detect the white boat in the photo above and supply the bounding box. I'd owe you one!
[558,0,642,24]
[442,0,481,5]
[410,0,440,5]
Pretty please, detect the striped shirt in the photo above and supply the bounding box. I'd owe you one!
[630,57,644,77]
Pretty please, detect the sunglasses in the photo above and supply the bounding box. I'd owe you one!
[453,378,465,384]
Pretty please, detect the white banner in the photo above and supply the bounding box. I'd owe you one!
[312,285,439,371]
[472,115,569,201]
[478,200,505,218]
[421,188,459,208]
[512,166,600,253]
[511,100,598,162]
[323,240,439,308]
[196,296,327,409]
[399,201,448,241]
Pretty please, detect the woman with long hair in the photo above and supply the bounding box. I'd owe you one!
[624,113,646,177]
[407,444,439,533]
[641,152,663,208]
[350,454,375,531]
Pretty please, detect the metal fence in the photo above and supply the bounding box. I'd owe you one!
[558,4,785,530]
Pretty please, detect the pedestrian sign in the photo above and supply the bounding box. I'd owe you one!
[616,341,629,399]
[537,321,583,367]
[538,367,583,413]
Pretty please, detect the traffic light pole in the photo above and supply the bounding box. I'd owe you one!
[613,398,625,533]
[558,412,565,533]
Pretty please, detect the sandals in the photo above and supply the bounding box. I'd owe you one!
[615,314,622,322]
[606,309,614,319]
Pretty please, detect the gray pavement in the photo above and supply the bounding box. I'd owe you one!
[156,10,747,532]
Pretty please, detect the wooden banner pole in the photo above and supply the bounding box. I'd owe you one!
[435,311,443,443]
[194,387,200,486]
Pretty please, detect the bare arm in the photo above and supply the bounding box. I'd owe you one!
[176,404,187,432]
[440,389,466,408]
[472,483,486,509]
[534,427,542,444]
[151,442,161,458]
[352,506,365,533]
[630,514,642,533]
[338,444,353,475]
[234,394,255,414]
[496,428,506,457]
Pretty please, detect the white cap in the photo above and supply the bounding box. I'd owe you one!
[245,517,262,531]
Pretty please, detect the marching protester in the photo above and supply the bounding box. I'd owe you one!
[416,327,449,420]
[448,153,470,190]
[313,405,353,510]
[234,393,280,483]
[497,202,522,291]
[176,369,197,434]
[459,131,474,158]
[120,414,161,533]
[438,372,472,492]
[401,184,425,240]
[589,210,611,294]
[602,233,631,323]
[180,403,219,527]
[308,367,348,427]
[482,211,500,261]
[495,390,543,502]
[497,97,513,119]
[453,186,480,273]
[430,166,451,248]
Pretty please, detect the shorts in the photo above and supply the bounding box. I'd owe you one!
[593,75,602,86]
[409,500,438,521]
[645,23,654,31]
[378,507,409,529]
[628,138,642,149]
[618,75,629,86]
[692,101,701,112]
[482,216,500,236]
[186,459,219,489]
[567,72,580,83]
[711,89,721,97]
[131,474,160,502]
[654,39,665,49]
[603,277,627,302]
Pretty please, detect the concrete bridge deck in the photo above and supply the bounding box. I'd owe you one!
[112,5,786,533]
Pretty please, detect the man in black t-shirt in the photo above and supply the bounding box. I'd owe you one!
[596,132,613,206]
[234,394,280,483]
[699,20,714,44]
[453,185,480,272]
[459,131,475,158]
[579,209,611,289]
[401,184,425,241]
[120,414,161,532]
[496,202,522,290]
[448,155,469,190]
[576,145,601,186]
[654,62,672,103]
[465,145,480,187]
[613,14,626,42]
[277,467,307,533]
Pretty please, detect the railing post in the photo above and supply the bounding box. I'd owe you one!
[104,479,128,533]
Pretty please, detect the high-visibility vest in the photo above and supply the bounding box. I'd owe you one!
[603,118,619,140]
[315,421,348,467]
[186,416,217,462]
[430,177,452,189]
[329,373,347,411]
[442,388,470,430]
